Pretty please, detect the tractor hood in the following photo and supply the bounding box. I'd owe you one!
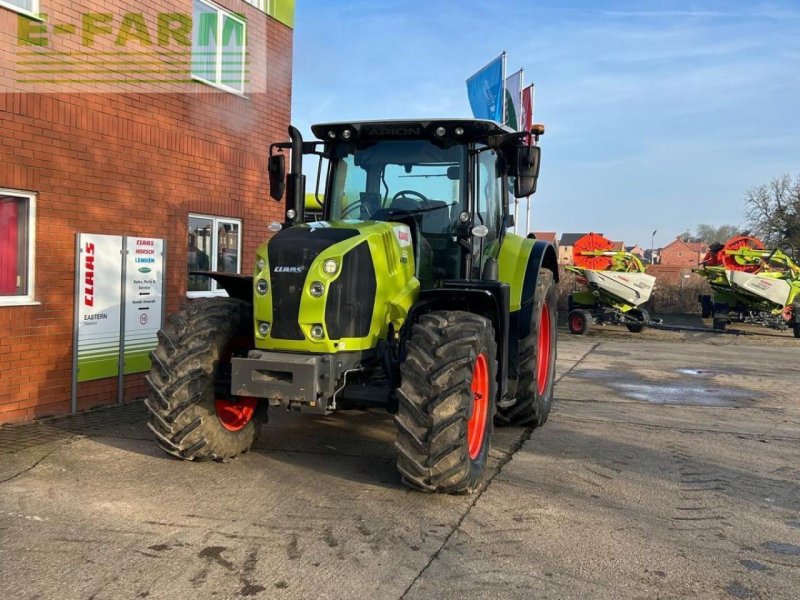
[252,220,418,353]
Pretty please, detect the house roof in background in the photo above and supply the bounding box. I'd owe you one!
[559,232,597,246]
[531,231,558,243]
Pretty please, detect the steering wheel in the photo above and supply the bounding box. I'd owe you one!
[391,190,430,206]
[340,199,373,219]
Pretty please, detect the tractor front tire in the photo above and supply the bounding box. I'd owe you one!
[145,298,265,461]
[395,311,497,494]
[497,269,557,427]
[793,304,800,339]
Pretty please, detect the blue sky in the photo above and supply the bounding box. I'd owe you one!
[291,1,800,248]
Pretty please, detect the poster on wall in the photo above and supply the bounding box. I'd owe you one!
[76,234,123,382]
[123,237,164,374]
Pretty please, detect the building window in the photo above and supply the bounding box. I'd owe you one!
[0,189,36,306]
[0,0,39,18]
[188,214,241,296]
[243,0,266,11]
[191,0,247,94]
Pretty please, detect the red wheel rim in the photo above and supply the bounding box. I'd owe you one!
[215,334,257,432]
[215,397,258,431]
[570,313,583,333]
[467,353,489,460]
[537,302,552,396]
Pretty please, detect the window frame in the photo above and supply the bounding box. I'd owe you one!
[0,188,37,307]
[243,0,266,11]
[0,0,40,20]
[191,0,248,96]
[187,213,242,298]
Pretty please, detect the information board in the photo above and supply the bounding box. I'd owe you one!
[76,234,123,382]
[123,237,165,374]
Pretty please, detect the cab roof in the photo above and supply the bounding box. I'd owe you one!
[310,119,516,144]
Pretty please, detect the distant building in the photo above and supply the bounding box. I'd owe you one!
[626,245,645,258]
[660,237,709,267]
[530,231,558,245]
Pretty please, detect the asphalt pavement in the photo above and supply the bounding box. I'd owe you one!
[1,326,798,599]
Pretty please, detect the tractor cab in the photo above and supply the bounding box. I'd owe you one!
[270,120,542,290]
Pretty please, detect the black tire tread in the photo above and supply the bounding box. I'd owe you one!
[145,297,263,462]
[497,269,558,427]
[395,311,496,494]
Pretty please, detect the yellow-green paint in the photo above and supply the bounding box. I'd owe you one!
[497,232,534,312]
[268,0,295,28]
[253,220,417,353]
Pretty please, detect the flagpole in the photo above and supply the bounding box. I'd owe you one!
[501,51,507,126]
[516,69,524,235]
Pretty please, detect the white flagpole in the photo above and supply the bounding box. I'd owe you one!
[501,51,507,126]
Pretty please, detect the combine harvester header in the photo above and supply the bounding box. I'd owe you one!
[565,233,656,335]
[695,235,800,337]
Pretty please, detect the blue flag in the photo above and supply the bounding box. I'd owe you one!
[466,55,504,122]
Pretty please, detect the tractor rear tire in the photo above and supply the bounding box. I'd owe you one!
[496,269,557,427]
[793,304,800,338]
[145,298,265,461]
[626,308,648,333]
[395,311,497,494]
[568,309,591,335]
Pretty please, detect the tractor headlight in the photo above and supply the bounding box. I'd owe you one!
[435,126,446,137]
[286,209,296,220]
[258,322,270,336]
[323,259,339,275]
[310,324,325,339]
[256,278,268,295]
[309,281,325,298]
[256,257,266,271]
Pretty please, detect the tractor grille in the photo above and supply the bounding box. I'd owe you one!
[326,241,376,340]
[268,226,359,340]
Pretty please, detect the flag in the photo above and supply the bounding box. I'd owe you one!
[466,53,505,122]
[504,69,523,130]
[521,84,534,142]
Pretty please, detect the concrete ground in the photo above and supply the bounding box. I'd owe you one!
[1,326,798,599]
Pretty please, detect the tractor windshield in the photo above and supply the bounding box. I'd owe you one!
[329,140,467,286]
[329,140,466,231]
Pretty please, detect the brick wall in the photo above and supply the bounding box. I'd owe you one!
[0,0,292,423]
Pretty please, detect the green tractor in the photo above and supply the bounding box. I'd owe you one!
[146,119,558,494]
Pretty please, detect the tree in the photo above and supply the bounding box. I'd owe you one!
[694,223,741,245]
[744,174,800,252]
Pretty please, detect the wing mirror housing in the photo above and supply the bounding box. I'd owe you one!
[513,144,541,198]
[268,154,286,201]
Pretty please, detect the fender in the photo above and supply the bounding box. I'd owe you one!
[404,281,511,399]
[497,237,558,395]
[191,271,253,303]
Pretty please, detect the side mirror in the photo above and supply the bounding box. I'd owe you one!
[513,144,541,198]
[268,154,286,201]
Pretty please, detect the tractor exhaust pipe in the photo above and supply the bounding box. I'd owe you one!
[286,126,306,224]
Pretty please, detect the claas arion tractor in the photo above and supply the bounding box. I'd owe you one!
[146,120,559,493]
[695,235,800,336]
[565,233,655,335]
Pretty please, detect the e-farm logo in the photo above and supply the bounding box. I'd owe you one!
[14,9,248,91]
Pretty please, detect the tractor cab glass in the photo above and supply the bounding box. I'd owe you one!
[329,140,467,288]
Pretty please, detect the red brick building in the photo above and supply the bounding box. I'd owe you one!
[659,236,708,267]
[0,0,294,423]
